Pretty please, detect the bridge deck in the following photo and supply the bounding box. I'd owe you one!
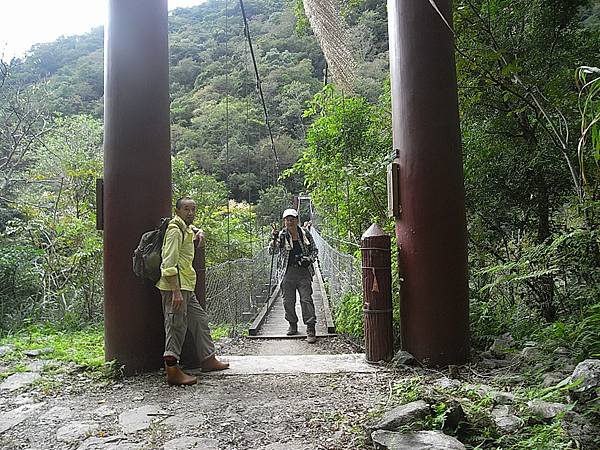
[248,265,336,338]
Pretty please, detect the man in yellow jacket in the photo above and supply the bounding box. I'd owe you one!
[156,196,229,385]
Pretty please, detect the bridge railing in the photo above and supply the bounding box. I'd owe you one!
[311,227,361,309]
[205,246,273,329]
[204,228,360,334]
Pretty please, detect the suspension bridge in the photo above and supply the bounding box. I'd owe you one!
[203,227,360,338]
[101,0,470,371]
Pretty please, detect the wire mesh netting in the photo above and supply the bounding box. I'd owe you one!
[302,0,356,90]
[204,228,360,334]
[205,247,275,329]
[311,227,361,309]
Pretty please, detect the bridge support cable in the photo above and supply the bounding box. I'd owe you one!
[239,0,279,180]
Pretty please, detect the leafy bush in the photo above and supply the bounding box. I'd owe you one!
[0,242,42,333]
[335,292,364,338]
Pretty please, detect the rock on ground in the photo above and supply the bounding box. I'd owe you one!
[56,421,100,443]
[0,402,45,434]
[560,411,600,449]
[566,359,600,403]
[527,399,569,420]
[371,430,466,450]
[368,400,431,433]
[163,436,220,450]
[491,405,522,434]
[0,372,41,392]
[118,404,167,434]
[76,435,143,450]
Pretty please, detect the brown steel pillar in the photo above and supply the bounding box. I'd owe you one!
[104,0,171,373]
[361,224,393,363]
[387,0,469,366]
[180,242,207,368]
[193,243,206,309]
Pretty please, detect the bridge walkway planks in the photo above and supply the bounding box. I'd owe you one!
[248,265,336,338]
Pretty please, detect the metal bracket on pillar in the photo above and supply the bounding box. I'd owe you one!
[96,178,103,231]
[387,159,401,218]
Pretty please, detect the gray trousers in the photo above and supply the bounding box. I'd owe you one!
[160,290,215,367]
[281,266,316,325]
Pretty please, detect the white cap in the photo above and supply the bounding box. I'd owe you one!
[282,208,298,219]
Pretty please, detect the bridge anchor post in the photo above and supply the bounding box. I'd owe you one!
[361,224,393,363]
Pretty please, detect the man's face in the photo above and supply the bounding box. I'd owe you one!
[284,215,298,230]
[175,200,197,225]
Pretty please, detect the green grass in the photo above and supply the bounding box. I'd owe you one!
[0,324,105,369]
[0,322,238,372]
[391,376,423,403]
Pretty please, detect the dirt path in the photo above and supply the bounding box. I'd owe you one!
[0,337,397,450]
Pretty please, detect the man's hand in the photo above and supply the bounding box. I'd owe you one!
[193,228,205,248]
[298,256,312,268]
[271,223,279,241]
[171,290,184,310]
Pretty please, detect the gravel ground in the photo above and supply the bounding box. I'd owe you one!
[0,336,397,450]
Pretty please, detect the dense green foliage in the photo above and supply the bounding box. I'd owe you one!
[291,1,600,361]
[285,85,392,243]
[453,0,600,353]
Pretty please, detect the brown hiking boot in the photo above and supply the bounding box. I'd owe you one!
[200,355,230,372]
[286,323,298,336]
[165,364,197,386]
[306,325,317,344]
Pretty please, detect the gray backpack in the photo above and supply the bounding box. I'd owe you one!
[132,218,184,283]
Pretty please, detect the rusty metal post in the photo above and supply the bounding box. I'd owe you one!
[361,224,393,363]
[387,0,469,366]
[103,0,171,372]
[95,178,103,231]
[193,242,206,309]
[179,242,207,369]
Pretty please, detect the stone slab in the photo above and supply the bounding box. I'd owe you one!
[0,402,45,434]
[77,435,143,450]
[56,421,100,443]
[163,437,219,450]
[197,353,379,376]
[119,405,168,434]
[0,372,41,392]
[41,406,73,422]
[0,345,14,357]
[372,430,466,449]
[264,443,313,450]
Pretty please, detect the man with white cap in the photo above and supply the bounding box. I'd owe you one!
[269,208,319,343]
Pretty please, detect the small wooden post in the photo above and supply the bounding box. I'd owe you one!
[361,224,393,362]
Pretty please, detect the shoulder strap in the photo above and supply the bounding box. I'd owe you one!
[168,219,187,245]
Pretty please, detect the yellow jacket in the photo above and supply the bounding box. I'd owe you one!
[155,215,196,292]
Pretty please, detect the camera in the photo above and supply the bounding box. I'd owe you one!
[295,255,311,268]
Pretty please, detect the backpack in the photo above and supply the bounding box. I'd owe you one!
[132,217,185,283]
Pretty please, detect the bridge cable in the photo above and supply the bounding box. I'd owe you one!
[239,0,279,181]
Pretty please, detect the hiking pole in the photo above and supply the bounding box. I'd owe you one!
[266,223,278,302]
[267,250,275,303]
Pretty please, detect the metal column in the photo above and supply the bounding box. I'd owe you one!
[387,0,470,366]
[103,0,171,372]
